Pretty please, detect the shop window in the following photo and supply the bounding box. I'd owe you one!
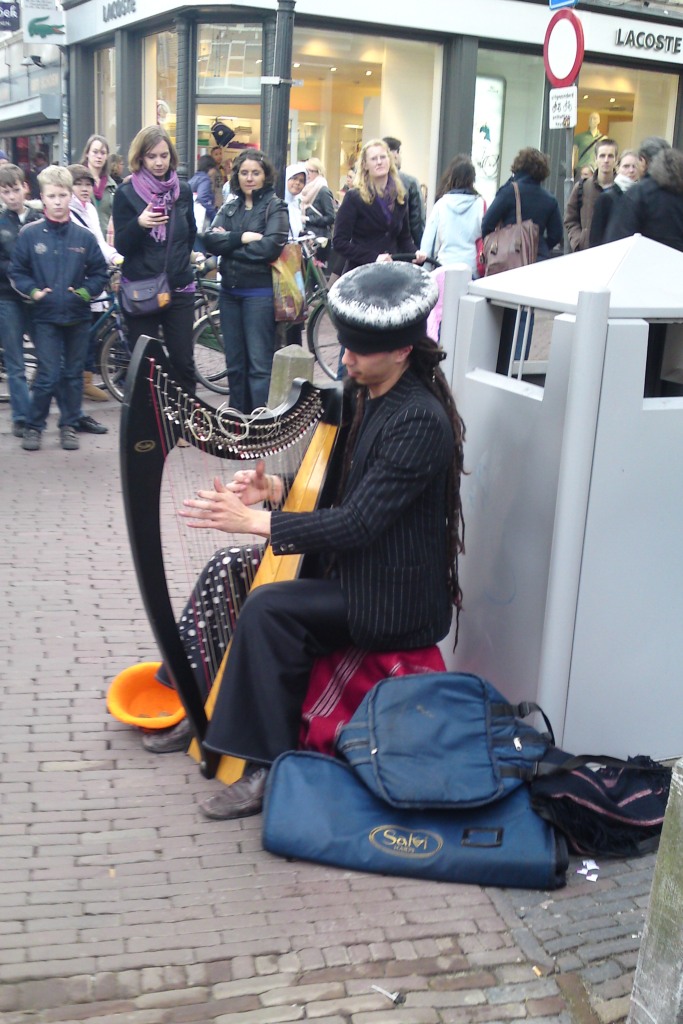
[95,47,116,148]
[290,27,441,204]
[197,24,262,96]
[575,62,677,171]
[143,30,178,143]
[476,50,547,208]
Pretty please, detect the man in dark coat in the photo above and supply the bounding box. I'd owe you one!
[161,262,466,820]
[384,136,426,249]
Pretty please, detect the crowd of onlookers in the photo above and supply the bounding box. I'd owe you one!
[2,127,682,448]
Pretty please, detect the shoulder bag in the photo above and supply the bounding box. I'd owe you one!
[119,207,174,317]
[483,181,539,277]
[271,241,306,324]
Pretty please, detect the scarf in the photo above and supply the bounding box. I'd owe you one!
[614,173,637,193]
[93,174,109,202]
[130,167,181,243]
[300,172,328,217]
[374,176,397,225]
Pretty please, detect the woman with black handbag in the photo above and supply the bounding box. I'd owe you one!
[113,126,198,394]
[203,149,288,413]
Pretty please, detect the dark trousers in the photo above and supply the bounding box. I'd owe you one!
[203,578,352,764]
[124,290,196,394]
[218,290,277,412]
[28,320,90,431]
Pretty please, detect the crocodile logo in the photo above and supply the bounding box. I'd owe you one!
[28,16,65,37]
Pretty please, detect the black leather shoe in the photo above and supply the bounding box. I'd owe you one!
[199,767,269,820]
[142,718,192,753]
[75,415,108,434]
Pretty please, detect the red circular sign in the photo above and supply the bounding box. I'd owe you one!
[544,10,584,88]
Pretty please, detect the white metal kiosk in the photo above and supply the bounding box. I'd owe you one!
[444,236,683,759]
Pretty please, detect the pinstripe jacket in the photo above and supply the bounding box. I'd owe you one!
[270,369,454,650]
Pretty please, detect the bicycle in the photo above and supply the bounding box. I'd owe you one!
[287,233,338,379]
[97,261,228,401]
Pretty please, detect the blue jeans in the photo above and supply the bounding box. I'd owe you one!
[0,298,32,425]
[27,320,90,431]
[219,290,277,412]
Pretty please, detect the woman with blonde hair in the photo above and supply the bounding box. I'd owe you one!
[332,138,420,272]
[300,157,336,254]
[81,134,117,236]
[112,125,198,393]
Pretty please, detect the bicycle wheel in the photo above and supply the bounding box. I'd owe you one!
[99,326,131,402]
[192,309,230,395]
[306,301,341,380]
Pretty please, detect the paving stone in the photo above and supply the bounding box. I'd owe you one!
[0,395,658,1024]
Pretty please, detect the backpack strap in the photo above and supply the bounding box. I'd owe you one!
[489,699,555,745]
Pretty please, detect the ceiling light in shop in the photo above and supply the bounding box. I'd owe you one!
[609,97,616,102]
[365,70,372,76]
[330,66,337,71]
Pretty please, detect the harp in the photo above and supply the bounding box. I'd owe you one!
[120,336,343,782]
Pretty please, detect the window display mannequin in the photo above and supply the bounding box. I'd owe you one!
[573,112,607,173]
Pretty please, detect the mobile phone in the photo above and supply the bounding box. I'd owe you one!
[152,204,165,215]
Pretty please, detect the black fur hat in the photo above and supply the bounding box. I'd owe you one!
[327,262,438,354]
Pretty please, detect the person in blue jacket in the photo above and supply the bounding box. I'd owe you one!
[10,165,108,452]
[189,154,217,236]
[481,147,563,262]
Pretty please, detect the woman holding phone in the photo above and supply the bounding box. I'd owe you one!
[112,125,198,393]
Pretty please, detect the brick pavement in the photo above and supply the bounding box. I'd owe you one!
[0,391,655,1024]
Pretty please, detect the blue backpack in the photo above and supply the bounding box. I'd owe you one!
[336,672,554,810]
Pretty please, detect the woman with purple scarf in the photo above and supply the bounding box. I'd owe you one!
[332,138,423,273]
[113,126,198,393]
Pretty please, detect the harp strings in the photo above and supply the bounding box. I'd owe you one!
[147,361,322,695]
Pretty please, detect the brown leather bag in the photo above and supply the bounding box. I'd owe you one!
[483,182,539,277]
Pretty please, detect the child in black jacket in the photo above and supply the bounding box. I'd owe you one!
[10,165,108,451]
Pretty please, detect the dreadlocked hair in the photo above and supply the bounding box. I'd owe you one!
[410,337,466,640]
[336,336,466,641]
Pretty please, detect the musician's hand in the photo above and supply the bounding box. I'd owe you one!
[228,459,283,507]
[180,477,271,537]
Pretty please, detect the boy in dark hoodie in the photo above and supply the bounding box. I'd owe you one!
[0,163,43,436]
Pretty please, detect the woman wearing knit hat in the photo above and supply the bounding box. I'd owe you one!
[153,262,467,820]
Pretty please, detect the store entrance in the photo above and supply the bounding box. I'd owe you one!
[196,104,260,207]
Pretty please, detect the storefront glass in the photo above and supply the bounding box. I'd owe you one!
[143,30,178,143]
[475,49,546,206]
[95,46,116,148]
[290,27,441,201]
[574,61,678,170]
[196,24,262,96]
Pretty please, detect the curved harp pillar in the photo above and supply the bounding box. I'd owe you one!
[120,336,343,782]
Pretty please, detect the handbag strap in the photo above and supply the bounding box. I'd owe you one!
[512,181,522,226]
